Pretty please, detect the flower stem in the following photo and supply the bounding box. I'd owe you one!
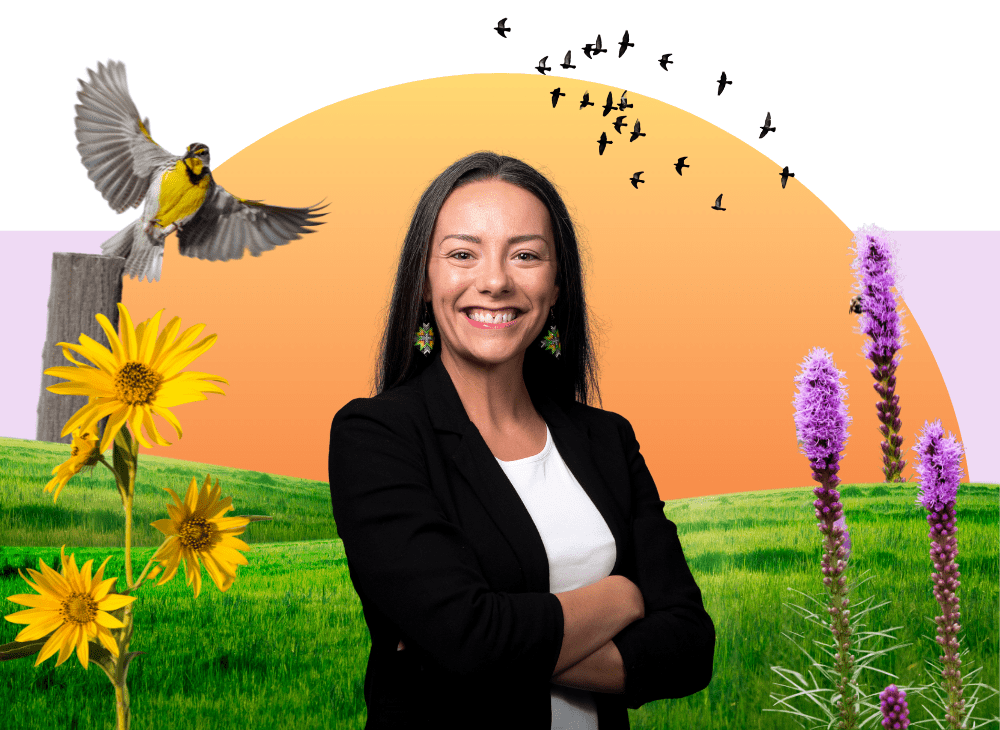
[874,367,906,482]
[813,470,859,729]
[928,502,966,728]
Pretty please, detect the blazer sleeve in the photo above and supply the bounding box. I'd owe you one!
[609,414,716,709]
[329,396,565,683]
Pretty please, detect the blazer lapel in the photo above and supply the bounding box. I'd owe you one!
[417,356,627,593]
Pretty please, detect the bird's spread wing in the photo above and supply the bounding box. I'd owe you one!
[75,60,179,213]
[177,183,327,261]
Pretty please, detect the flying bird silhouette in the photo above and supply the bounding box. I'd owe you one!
[561,50,576,69]
[849,295,863,315]
[658,53,674,70]
[630,171,645,188]
[582,43,595,59]
[612,115,628,133]
[629,119,645,141]
[597,132,613,155]
[711,194,726,211]
[602,92,616,117]
[593,34,608,56]
[74,60,326,284]
[779,166,795,188]
[494,18,511,37]
[536,56,551,75]
[675,157,690,175]
[716,71,732,95]
[618,30,634,57]
[759,112,775,138]
[579,91,595,109]
[550,88,565,107]
[617,90,633,111]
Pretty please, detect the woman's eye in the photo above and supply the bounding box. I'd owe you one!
[451,252,537,261]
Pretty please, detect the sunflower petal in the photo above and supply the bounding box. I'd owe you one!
[207,543,250,568]
[140,408,173,446]
[91,555,113,586]
[5,605,61,624]
[12,612,64,641]
[76,630,91,668]
[150,388,207,409]
[95,313,126,363]
[150,517,178,536]
[128,407,152,449]
[34,622,75,667]
[94,610,125,630]
[149,405,183,440]
[184,477,201,512]
[137,309,166,362]
[3,593,61,609]
[96,593,137,612]
[90,575,117,602]
[55,624,82,667]
[96,625,120,656]
[117,303,138,361]
[159,335,219,379]
[98,406,132,456]
[204,495,234,520]
[74,335,119,371]
[36,559,72,595]
[149,317,183,370]
[218,535,251,552]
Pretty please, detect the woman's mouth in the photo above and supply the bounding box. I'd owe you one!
[464,309,521,329]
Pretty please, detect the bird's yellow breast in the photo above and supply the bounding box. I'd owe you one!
[155,159,211,228]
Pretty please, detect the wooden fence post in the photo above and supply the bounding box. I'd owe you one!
[36,253,126,448]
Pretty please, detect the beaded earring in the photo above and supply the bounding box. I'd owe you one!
[413,302,435,356]
[540,307,561,358]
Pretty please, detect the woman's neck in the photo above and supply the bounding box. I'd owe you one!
[440,347,537,433]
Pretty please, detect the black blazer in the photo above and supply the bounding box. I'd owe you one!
[329,354,715,729]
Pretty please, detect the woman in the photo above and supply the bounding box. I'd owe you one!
[329,152,715,729]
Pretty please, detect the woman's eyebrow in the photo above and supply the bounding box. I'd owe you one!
[440,234,548,246]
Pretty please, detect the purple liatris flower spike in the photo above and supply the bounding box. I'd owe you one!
[849,224,910,483]
[913,420,967,729]
[833,516,851,561]
[792,348,859,728]
[879,684,910,729]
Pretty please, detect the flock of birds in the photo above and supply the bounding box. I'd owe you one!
[494,19,798,211]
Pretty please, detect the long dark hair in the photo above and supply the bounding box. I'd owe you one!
[370,151,604,409]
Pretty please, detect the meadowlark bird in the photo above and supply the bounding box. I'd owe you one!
[74,60,327,283]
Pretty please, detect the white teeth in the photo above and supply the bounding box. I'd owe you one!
[467,310,518,323]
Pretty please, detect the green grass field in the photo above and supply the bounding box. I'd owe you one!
[1,435,997,729]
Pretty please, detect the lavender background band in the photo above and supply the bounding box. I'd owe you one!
[1,230,997,484]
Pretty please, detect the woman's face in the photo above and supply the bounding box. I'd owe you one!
[424,178,560,368]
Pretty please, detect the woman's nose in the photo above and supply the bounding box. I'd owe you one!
[397,639,405,651]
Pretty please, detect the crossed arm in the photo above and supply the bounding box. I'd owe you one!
[550,639,627,694]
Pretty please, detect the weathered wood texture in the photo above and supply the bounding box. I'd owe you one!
[37,253,126,447]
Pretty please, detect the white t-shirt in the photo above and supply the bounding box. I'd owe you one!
[495,422,618,730]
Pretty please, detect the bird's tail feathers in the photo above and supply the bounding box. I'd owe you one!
[101,219,163,283]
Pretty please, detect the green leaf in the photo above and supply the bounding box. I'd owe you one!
[0,638,47,661]
[112,428,134,495]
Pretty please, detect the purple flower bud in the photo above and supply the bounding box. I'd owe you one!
[879,685,910,729]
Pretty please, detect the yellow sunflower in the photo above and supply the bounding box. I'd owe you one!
[42,424,102,504]
[4,545,136,669]
[43,302,229,456]
[148,475,251,599]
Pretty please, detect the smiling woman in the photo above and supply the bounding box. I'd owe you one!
[328,152,715,730]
